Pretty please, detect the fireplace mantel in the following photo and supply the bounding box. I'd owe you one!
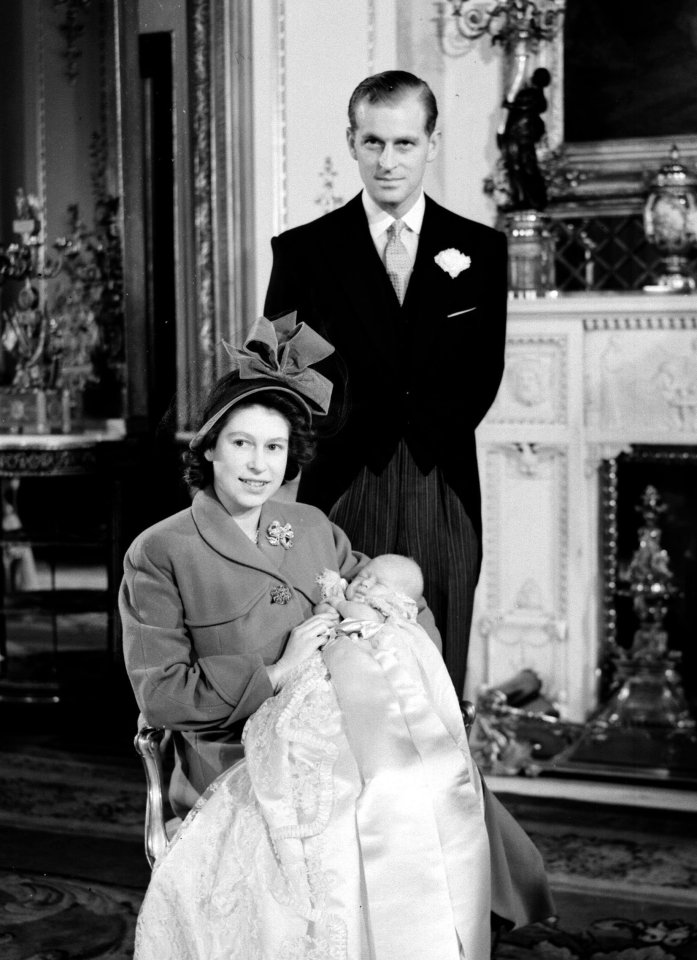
[468,293,697,723]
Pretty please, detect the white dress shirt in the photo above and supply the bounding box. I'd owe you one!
[361,190,425,272]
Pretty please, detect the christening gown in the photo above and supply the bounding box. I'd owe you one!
[134,596,492,960]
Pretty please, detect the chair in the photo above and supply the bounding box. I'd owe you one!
[133,724,176,869]
[135,700,477,869]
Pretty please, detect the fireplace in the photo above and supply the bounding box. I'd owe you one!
[469,295,697,782]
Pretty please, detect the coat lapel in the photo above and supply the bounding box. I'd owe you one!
[192,490,327,606]
[264,501,328,604]
[191,488,280,579]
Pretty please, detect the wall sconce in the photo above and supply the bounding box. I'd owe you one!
[437,0,565,128]
[438,0,565,56]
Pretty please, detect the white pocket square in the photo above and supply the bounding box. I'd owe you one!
[447,307,477,318]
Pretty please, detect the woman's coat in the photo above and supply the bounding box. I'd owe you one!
[120,487,366,814]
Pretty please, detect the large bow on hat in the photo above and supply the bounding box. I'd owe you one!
[222,312,335,415]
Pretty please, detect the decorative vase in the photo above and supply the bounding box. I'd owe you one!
[502,210,556,299]
[643,145,697,293]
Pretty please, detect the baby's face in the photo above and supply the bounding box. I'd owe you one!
[345,561,396,603]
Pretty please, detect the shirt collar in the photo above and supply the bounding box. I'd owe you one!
[362,190,426,241]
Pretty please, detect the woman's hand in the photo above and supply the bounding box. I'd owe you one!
[267,613,337,691]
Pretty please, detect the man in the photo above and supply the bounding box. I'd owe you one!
[264,70,507,694]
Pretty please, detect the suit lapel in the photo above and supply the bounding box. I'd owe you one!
[403,197,477,345]
[327,195,402,368]
[403,198,450,315]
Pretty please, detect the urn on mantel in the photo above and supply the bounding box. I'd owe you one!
[643,145,697,294]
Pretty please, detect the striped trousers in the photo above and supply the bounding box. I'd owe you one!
[328,441,479,696]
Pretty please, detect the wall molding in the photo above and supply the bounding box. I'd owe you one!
[583,315,697,332]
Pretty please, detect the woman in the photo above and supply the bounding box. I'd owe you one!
[121,314,553,958]
[120,314,382,818]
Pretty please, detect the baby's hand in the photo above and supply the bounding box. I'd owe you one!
[312,600,341,621]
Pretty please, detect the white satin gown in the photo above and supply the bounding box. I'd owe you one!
[134,615,492,960]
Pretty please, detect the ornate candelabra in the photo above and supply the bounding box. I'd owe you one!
[438,0,565,58]
[437,0,564,112]
[559,486,696,782]
[589,486,694,734]
[0,190,68,285]
[0,191,90,433]
[643,145,697,294]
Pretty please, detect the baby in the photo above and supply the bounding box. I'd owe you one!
[315,553,423,628]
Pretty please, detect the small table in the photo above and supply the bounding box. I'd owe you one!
[0,429,129,703]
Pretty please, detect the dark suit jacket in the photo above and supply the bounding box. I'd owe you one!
[264,193,508,542]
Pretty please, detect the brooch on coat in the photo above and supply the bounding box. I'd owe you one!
[434,248,471,278]
[266,520,294,549]
[270,585,293,605]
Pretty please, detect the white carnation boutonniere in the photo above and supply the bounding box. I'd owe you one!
[434,248,471,278]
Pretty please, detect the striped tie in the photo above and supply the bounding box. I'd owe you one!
[385,219,411,304]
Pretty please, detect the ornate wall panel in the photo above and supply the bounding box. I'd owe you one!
[487,334,569,425]
[478,442,569,696]
[584,317,697,441]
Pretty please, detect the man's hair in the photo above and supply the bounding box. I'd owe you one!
[348,71,438,135]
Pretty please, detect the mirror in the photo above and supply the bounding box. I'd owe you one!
[543,0,697,210]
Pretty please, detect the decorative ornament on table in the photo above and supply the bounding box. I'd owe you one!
[643,145,697,294]
[0,190,124,433]
[266,520,294,550]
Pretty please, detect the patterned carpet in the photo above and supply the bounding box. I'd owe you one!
[0,871,141,959]
[1,746,696,958]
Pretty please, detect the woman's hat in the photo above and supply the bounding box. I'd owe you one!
[189,313,335,450]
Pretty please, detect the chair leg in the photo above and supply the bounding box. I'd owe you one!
[134,725,170,869]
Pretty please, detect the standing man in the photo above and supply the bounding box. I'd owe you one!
[264,71,507,694]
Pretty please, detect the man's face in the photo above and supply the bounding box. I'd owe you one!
[347,92,440,218]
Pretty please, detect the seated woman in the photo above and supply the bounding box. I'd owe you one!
[121,314,553,959]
